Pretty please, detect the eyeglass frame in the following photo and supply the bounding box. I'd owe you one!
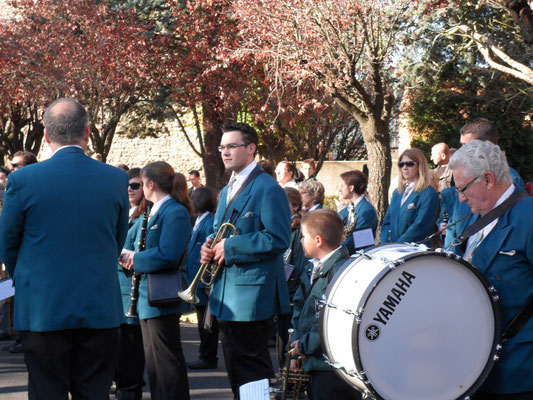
[398,161,418,168]
[217,143,249,152]
[10,162,24,169]
[455,175,481,195]
[128,182,142,190]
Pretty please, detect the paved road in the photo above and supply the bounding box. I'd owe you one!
[0,322,282,399]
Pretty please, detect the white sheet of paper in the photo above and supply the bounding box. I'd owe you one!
[239,378,269,400]
[353,227,375,249]
[121,249,135,255]
[0,278,15,301]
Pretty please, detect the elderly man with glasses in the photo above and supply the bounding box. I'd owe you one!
[449,140,533,400]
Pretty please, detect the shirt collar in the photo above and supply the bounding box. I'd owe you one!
[194,211,210,230]
[232,160,257,184]
[52,145,83,156]
[312,246,342,268]
[150,194,172,218]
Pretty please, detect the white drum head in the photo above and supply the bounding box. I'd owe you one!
[355,253,499,400]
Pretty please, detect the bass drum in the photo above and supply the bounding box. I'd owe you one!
[319,243,501,400]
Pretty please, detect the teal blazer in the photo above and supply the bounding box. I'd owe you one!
[291,246,350,372]
[380,185,439,244]
[125,198,192,320]
[470,193,533,394]
[185,213,215,306]
[209,166,292,322]
[0,147,129,331]
[510,167,524,190]
[339,197,378,254]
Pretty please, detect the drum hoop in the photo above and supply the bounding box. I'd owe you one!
[349,244,503,400]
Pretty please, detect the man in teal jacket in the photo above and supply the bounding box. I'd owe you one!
[0,98,129,399]
[450,140,533,399]
[201,122,291,398]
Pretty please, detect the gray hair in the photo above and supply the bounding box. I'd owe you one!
[449,140,511,184]
[297,179,325,205]
[43,98,88,145]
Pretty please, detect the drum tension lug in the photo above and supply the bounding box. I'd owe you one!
[316,295,337,311]
[355,251,374,260]
[381,256,404,270]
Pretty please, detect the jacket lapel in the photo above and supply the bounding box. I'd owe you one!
[472,211,512,274]
[223,166,262,219]
[148,199,172,230]
[400,190,420,218]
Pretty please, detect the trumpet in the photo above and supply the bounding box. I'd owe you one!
[278,329,309,400]
[178,219,238,304]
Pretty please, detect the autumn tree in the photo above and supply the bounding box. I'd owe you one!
[2,0,161,161]
[232,0,422,223]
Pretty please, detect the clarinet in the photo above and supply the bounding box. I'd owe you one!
[125,207,150,318]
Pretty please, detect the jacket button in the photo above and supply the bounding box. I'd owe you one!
[495,275,502,281]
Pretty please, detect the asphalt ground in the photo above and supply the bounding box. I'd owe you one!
[0,320,284,400]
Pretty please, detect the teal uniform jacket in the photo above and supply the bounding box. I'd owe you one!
[510,167,524,190]
[285,224,309,300]
[0,147,129,331]
[124,198,192,320]
[380,185,439,244]
[185,213,215,306]
[209,166,292,322]
[470,192,533,394]
[291,246,350,372]
[339,196,378,254]
[117,214,143,325]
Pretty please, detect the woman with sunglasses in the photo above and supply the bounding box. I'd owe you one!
[380,148,439,244]
[120,162,193,400]
[114,167,148,400]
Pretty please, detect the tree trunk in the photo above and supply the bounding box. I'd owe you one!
[359,117,392,234]
[201,100,228,192]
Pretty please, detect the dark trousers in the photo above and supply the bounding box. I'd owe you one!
[472,392,533,400]
[219,318,275,399]
[23,328,118,400]
[308,370,361,400]
[115,323,145,393]
[194,305,219,363]
[140,314,190,400]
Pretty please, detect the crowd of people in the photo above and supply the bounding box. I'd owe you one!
[0,98,532,400]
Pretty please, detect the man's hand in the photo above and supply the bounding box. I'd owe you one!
[290,339,302,357]
[439,222,447,235]
[213,238,226,265]
[200,238,215,264]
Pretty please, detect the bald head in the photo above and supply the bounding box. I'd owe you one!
[43,98,88,146]
[431,142,450,166]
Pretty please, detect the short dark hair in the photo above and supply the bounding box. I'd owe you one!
[340,170,368,195]
[43,98,88,145]
[460,118,499,144]
[190,186,217,214]
[0,166,10,176]
[116,163,129,171]
[302,159,316,169]
[189,170,200,178]
[13,151,38,166]
[301,209,343,248]
[127,167,141,180]
[258,160,275,177]
[223,122,259,149]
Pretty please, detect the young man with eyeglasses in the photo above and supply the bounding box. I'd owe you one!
[200,122,291,399]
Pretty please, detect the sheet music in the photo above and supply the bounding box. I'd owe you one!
[239,378,270,400]
[353,227,375,250]
[0,277,14,301]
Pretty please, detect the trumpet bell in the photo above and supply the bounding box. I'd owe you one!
[178,287,200,304]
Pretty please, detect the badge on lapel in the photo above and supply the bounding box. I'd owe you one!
[407,203,416,210]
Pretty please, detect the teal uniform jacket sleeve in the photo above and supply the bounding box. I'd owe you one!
[0,175,24,277]
[380,189,398,243]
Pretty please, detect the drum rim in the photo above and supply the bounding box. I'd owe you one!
[348,243,503,400]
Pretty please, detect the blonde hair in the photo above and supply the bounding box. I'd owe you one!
[397,148,433,194]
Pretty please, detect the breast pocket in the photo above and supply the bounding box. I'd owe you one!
[235,215,261,234]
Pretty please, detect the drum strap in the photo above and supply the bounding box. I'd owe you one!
[503,293,533,341]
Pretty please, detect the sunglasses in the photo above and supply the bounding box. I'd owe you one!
[129,182,142,190]
[10,163,23,169]
[398,161,417,168]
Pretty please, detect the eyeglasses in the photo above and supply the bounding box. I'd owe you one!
[129,182,142,190]
[455,175,480,195]
[218,143,248,152]
[10,163,23,169]
[398,161,417,168]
